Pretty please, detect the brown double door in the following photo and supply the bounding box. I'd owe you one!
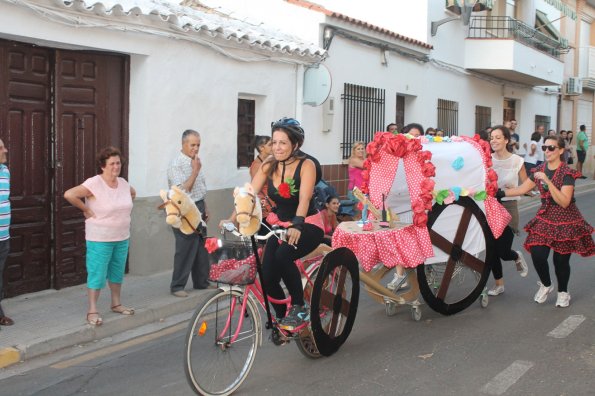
[0,40,129,297]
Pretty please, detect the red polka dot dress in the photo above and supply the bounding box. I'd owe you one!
[524,163,595,256]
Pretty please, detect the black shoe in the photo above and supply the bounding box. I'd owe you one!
[579,176,587,179]
[279,305,309,330]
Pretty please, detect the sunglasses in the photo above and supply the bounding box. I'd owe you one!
[541,145,559,152]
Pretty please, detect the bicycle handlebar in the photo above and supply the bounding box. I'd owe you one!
[220,222,287,241]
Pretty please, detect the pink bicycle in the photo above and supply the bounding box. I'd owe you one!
[184,225,360,396]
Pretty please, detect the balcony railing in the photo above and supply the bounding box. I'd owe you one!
[468,16,569,59]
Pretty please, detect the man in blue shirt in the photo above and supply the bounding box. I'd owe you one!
[0,138,13,326]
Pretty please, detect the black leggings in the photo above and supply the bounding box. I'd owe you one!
[262,223,324,318]
[530,245,571,292]
[491,226,519,280]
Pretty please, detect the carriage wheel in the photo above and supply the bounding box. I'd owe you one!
[296,266,322,359]
[310,247,360,357]
[416,197,495,315]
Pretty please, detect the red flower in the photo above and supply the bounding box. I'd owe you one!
[387,139,407,158]
[419,150,432,162]
[486,182,498,196]
[406,138,422,152]
[412,199,426,214]
[205,237,220,254]
[413,212,428,227]
[487,169,498,182]
[278,182,291,198]
[473,134,481,142]
[422,162,436,177]
[420,178,435,193]
[420,193,434,210]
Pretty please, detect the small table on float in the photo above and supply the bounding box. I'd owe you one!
[332,220,423,320]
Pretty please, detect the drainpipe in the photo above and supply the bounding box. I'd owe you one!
[572,0,584,131]
[295,63,304,121]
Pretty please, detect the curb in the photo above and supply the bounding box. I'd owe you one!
[0,292,206,369]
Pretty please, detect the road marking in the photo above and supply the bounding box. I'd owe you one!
[50,322,186,369]
[547,315,585,339]
[481,360,533,395]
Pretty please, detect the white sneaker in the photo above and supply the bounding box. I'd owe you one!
[387,273,408,290]
[487,285,505,296]
[515,251,528,277]
[534,282,554,303]
[555,292,571,308]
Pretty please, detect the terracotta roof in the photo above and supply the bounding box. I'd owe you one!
[13,0,325,60]
[286,0,433,50]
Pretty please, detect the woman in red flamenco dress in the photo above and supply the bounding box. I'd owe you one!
[500,135,594,308]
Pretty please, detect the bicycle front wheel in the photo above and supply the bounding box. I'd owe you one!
[184,289,261,396]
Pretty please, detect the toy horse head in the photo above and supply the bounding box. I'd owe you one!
[159,185,204,235]
[233,182,262,236]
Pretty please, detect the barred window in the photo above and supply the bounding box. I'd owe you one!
[534,115,550,132]
[437,99,458,135]
[475,105,491,133]
[341,83,385,159]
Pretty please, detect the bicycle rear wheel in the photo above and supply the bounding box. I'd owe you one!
[184,289,261,396]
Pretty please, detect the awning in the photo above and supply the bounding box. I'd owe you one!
[542,0,577,20]
[445,0,494,15]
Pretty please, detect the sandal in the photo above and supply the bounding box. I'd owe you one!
[111,304,135,315]
[86,312,103,326]
[0,316,14,326]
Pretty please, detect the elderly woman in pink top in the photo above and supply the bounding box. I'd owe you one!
[64,147,136,326]
[347,141,365,201]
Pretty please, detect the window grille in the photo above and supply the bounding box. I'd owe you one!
[341,83,385,159]
[534,115,550,133]
[237,99,255,168]
[475,105,491,133]
[437,99,459,135]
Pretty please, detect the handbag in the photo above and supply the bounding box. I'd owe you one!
[568,156,574,165]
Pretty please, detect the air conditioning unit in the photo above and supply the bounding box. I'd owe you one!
[566,77,583,95]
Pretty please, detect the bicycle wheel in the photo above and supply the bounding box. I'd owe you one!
[296,264,322,359]
[310,247,360,357]
[184,289,261,396]
[416,197,495,315]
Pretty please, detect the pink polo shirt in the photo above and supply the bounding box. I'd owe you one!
[82,175,133,242]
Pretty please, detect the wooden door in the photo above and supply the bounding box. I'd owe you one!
[0,41,52,296]
[54,50,128,289]
[237,99,255,168]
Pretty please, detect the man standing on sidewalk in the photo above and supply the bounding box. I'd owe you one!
[167,130,211,297]
[577,125,589,179]
[509,119,520,154]
[0,139,13,326]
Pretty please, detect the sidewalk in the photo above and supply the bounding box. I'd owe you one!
[1,177,594,369]
[0,270,212,369]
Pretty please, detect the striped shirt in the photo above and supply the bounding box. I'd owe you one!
[167,151,207,202]
[0,164,11,241]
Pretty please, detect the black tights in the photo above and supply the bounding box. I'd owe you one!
[491,226,519,280]
[262,223,323,318]
[530,245,571,292]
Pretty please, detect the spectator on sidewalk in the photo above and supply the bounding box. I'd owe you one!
[64,147,136,326]
[565,130,575,166]
[321,195,340,246]
[403,123,423,138]
[386,123,398,133]
[509,119,520,154]
[524,132,541,196]
[500,136,595,307]
[0,139,13,327]
[167,130,211,297]
[576,125,589,178]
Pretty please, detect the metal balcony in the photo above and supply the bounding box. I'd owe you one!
[468,16,569,59]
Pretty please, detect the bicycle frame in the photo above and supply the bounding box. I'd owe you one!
[215,235,321,346]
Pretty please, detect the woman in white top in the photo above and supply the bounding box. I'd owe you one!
[524,131,541,196]
[487,126,529,296]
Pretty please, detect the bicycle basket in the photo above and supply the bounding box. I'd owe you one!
[208,239,258,285]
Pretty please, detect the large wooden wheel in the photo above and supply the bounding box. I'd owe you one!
[416,197,495,315]
[310,247,360,357]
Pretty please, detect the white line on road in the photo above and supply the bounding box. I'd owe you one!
[547,315,586,339]
[481,360,534,395]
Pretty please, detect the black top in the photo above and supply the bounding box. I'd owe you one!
[530,165,575,205]
[268,158,317,221]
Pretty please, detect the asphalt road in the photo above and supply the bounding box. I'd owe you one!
[1,191,594,396]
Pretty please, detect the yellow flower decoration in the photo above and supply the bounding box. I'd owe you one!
[434,136,443,142]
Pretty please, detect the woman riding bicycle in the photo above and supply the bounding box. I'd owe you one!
[223,117,324,330]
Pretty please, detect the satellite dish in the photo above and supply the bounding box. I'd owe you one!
[303,64,332,106]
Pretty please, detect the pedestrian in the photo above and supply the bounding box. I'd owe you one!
[321,195,340,246]
[347,141,365,201]
[499,135,595,307]
[524,132,541,196]
[576,124,589,178]
[486,126,529,297]
[64,147,136,326]
[250,135,274,223]
[402,123,423,137]
[509,119,520,154]
[425,127,436,137]
[167,130,211,297]
[386,123,398,133]
[0,139,13,327]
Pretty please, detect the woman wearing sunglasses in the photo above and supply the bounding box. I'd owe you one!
[486,126,529,297]
[499,136,594,307]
